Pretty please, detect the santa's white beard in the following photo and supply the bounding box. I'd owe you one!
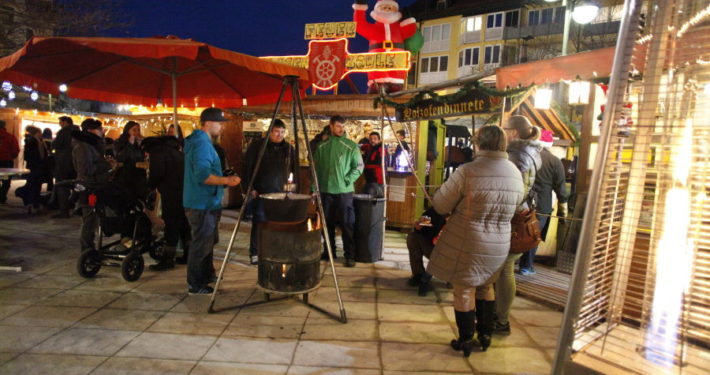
[370,9,402,25]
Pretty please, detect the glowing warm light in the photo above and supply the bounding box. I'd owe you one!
[58,84,68,92]
[568,81,591,105]
[281,264,287,278]
[676,4,710,38]
[0,99,6,107]
[8,91,15,100]
[645,119,694,366]
[307,218,313,232]
[534,88,552,109]
[1,82,11,91]
[30,92,39,101]
[704,83,710,96]
[572,3,600,24]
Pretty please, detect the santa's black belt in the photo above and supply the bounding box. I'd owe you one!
[369,42,405,50]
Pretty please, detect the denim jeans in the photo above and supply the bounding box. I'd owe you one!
[185,208,221,289]
[321,192,355,259]
[519,214,549,271]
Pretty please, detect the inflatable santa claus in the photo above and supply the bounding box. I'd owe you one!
[353,0,416,93]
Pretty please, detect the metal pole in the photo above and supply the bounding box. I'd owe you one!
[208,78,289,313]
[171,58,179,129]
[562,0,572,56]
[551,0,643,372]
[294,77,347,323]
[291,85,300,189]
[378,85,388,260]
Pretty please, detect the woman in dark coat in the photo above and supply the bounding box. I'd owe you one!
[114,121,148,201]
[19,126,51,213]
[142,135,190,269]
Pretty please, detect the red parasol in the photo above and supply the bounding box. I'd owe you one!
[0,36,310,116]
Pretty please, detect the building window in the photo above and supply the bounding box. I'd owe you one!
[484,45,501,64]
[487,12,503,29]
[528,10,540,26]
[458,47,480,67]
[505,10,519,27]
[462,16,482,32]
[541,8,554,24]
[421,55,449,73]
[422,23,451,52]
[554,6,566,23]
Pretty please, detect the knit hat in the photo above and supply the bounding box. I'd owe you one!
[539,129,554,148]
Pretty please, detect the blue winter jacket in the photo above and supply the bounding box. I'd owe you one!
[183,129,223,210]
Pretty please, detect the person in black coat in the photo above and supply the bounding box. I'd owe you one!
[51,116,79,218]
[114,121,148,202]
[142,135,191,270]
[243,119,296,264]
[18,126,51,213]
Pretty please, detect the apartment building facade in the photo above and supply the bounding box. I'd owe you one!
[407,0,623,87]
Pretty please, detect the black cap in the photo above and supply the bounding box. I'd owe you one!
[200,108,228,123]
[81,119,102,131]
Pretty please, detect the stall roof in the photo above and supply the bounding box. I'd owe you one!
[236,94,414,119]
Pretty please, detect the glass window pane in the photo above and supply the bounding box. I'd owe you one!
[465,49,471,65]
[554,7,565,23]
[472,48,479,64]
[487,14,494,28]
[493,45,500,63]
[432,25,441,41]
[528,11,539,26]
[458,51,463,67]
[484,46,491,63]
[421,58,429,73]
[495,13,503,27]
[430,57,439,72]
[541,8,553,24]
[442,24,450,40]
[423,26,432,41]
[474,16,482,30]
[440,56,448,71]
[506,11,519,27]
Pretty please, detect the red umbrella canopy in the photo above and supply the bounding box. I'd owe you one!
[0,36,311,108]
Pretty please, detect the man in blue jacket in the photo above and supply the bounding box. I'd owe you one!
[184,108,241,294]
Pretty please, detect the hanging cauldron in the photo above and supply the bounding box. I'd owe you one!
[257,218,321,293]
[260,192,312,222]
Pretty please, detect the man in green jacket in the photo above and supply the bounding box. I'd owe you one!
[313,115,363,267]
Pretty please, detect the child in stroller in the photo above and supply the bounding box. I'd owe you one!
[67,180,164,281]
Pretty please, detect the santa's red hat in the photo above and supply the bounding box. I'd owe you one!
[539,129,554,148]
[375,0,399,10]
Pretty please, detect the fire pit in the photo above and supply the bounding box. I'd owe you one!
[260,192,312,222]
[257,217,321,294]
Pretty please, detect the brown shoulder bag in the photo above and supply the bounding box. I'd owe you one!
[510,155,541,253]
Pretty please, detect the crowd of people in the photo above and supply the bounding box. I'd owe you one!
[2,108,569,357]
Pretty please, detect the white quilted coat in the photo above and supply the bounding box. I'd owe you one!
[426,151,525,287]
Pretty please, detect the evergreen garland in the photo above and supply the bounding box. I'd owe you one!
[374,81,535,110]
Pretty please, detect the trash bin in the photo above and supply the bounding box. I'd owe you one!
[353,194,385,263]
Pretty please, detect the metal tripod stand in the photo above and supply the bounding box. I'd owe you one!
[207,76,347,323]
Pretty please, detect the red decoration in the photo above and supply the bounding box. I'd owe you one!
[308,39,348,91]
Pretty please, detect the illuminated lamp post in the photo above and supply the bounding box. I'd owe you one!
[544,0,600,56]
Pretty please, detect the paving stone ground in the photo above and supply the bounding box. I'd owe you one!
[0,182,561,374]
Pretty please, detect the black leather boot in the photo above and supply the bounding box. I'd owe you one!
[450,310,476,357]
[175,244,189,265]
[150,246,176,271]
[475,300,495,351]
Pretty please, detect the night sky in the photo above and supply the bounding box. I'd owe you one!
[110,0,417,93]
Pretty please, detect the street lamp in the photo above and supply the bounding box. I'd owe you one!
[543,0,600,55]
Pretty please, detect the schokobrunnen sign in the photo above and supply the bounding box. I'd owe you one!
[395,89,502,122]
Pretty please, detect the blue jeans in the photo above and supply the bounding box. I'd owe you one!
[185,208,221,289]
[519,214,549,271]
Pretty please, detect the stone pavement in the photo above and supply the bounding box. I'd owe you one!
[0,184,562,375]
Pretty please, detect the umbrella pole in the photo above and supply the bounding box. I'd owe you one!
[172,73,179,129]
[208,79,290,313]
[292,77,347,323]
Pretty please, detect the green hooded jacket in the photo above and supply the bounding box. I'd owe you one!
[313,135,363,194]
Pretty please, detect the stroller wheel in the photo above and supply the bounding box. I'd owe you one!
[121,251,144,282]
[148,243,164,261]
[77,250,102,278]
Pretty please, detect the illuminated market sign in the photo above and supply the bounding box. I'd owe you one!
[395,89,502,122]
[261,22,411,91]
[304,22,357,40]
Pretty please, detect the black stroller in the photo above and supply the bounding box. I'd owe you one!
[62,180,164,281]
